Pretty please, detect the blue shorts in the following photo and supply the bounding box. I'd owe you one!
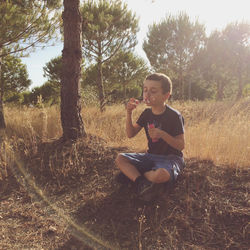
[120,153,185,183]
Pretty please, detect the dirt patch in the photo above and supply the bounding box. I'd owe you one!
[0,138,249,249]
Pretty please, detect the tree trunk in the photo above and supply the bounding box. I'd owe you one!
[236,65,243,100]
[60,0,85,141]
[216,81,224,101]
[179,64,184,99]
[181,77,184,100]
[123,82,127,100]
[0,94,5,130]
[97,60,106,112]
[0,51,6,130]
[188,81,191,100]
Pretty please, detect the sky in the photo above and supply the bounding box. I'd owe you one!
[21,0,250,89]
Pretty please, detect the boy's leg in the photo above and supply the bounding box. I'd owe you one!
[144,168,171,183]
[143,154,184,185]
[115,153,156,198]
[139,169,170,202]
[115,154,141,182]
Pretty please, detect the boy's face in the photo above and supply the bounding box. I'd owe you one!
[143,79,170,106]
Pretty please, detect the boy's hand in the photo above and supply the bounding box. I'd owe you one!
[148,127,164,141]
[126,98,139,114]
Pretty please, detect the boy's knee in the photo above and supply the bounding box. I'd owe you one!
[115,154,127,167]
[153,168,170,183]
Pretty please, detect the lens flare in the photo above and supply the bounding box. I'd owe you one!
[7,145,115,250]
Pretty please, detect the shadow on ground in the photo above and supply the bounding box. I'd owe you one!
[1,137,249,249]
[59,183,176,250]
[58,158,250,250]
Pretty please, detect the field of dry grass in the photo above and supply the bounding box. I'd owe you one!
[0,98,249,249]
[3,98,249,168]
[81,98,250,168]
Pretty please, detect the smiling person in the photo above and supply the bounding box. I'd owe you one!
[115,73,185,201]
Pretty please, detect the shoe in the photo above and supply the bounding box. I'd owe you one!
[141,183,165,202]
[115,172,132,185]
[135,176,154,197]
[136,176,165,202]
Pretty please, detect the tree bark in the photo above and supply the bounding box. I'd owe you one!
[0,95,5,130]
[97,59,106,112]
[123,82,127,100]
[61,0,85,141]
[179,56,184,100]
[236,63,243,100]
[0,49,6,130]
[216,81,224,101]
[188,81,191,100]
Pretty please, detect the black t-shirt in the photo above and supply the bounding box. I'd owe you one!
[136,105,184,157]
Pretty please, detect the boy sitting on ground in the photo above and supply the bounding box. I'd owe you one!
[115,73,185,201]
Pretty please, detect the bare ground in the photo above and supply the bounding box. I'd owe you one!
[0,137,249,249]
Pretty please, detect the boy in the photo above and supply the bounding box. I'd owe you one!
[115,73,185,201]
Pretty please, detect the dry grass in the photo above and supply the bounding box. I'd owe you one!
[0,98,249,249]
[83,98,250,168]
[2,98,249,169]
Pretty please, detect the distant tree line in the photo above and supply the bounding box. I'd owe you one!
[1,1,250,112]
[143,13,250,101]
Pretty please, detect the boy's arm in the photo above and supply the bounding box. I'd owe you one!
[126,112,142,138]
[148,128,185,151]
[126,98,142,138]
[160,132,185,151]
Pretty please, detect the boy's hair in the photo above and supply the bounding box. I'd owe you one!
[145,73,172,95]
